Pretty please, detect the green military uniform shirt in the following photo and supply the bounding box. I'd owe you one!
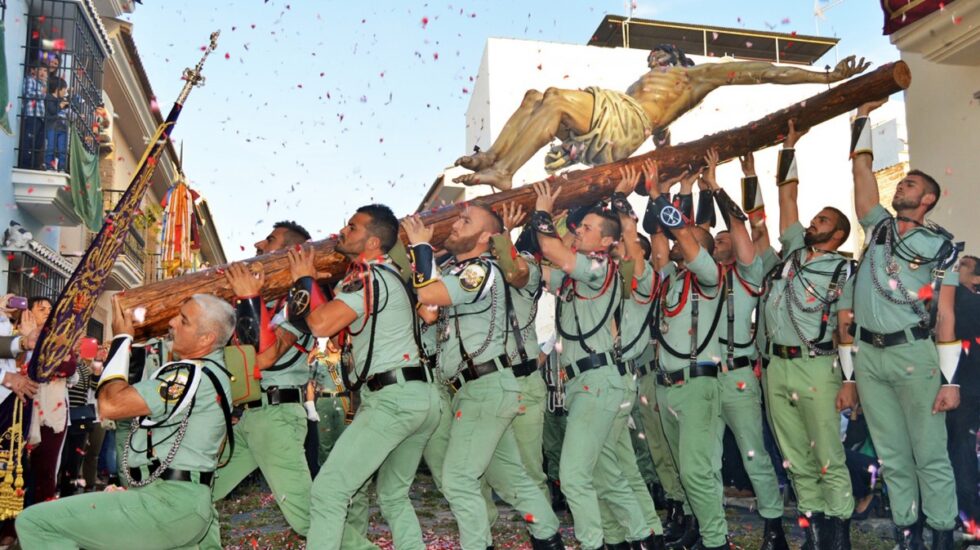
[548,252,619,366]
[504,252,543,363]
[657,247,723,372]
[718,257,764,360]
[763,222,850,348]
[264,300,316,388]
[853,204,959,333]
[619,261,657,363]
[437,254,511,381]
[760,246,781,275]
[756,247,782,359]
[129,348,231,472]
[334,259,420,381]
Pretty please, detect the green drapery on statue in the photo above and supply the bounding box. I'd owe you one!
[69,131,103,231]
[0,22,13,135]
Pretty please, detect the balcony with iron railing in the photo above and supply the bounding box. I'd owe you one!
[12,0,109,227]
[100,188,149,288]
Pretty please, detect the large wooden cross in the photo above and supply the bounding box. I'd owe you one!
[120,61,910,340]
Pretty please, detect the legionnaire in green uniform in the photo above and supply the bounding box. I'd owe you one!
[404,203,562,550]
[848,100,961,550]
[286,204,442,550]
[700,149,788,550]
[597,166,670,550]
[16,295,235,549]
[211,221,317,538]
[493,203,550,502]
[646,159,730,550]
[540,339,568,510]
[307,346,371,544]
[529,180,656,550]
[635,339,689,542]
[309,346,352,464]
[760,122,856,550]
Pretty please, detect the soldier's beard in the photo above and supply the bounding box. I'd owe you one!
[668,247,684,262]
[336,236,365,257]
[891,194,921,211]
[803,229,834,247]
[444,232,480,256]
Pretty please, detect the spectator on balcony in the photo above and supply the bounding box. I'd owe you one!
[45,54,66,97]
[44,81,70,172]
[19,65,47,170]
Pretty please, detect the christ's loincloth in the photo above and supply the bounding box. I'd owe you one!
[544,86,653,173]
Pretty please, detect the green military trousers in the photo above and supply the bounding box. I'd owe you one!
[315,396,348,465]
[308,380,442,550]
[718,365,784,519]
[656,373,728,548]
[628,399,659,487]
[313,395,370,546]
[542,404,566,482]
[559,364,640,550]
[16,479,218,549]
[511,372,549,499]
[854,338,957,530]
[764,355,853,519]
[441,370,560,550]
[637,374,687,510]
[597,375,664,544]
[422,383,498,546]
[211,402,312,536]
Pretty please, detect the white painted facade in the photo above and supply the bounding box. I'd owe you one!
[890,2,980,254]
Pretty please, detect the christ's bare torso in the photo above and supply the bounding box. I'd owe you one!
[624,67,702,132]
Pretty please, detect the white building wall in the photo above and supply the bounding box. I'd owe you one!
[898,51,978,251]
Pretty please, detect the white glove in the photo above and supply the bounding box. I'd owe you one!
[303,400,319,422]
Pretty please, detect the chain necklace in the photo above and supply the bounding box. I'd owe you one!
[868,221,929,326]
[121,406,194,488]
[436,261,500,378]
[780,250,839,356]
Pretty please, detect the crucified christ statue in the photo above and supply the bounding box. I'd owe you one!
[453,45,869,191]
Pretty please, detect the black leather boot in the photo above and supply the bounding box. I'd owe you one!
[663,500,685,541]
[666,515,699,549]
[929,527,954,550]
[825,517,851,550]
[631,534,667,550]
[894,521,925,550]
[800,512,825,550]
[531,532,565,550]
[758,517,789,550]
[605,542,631,550]
[548,479,567,512]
